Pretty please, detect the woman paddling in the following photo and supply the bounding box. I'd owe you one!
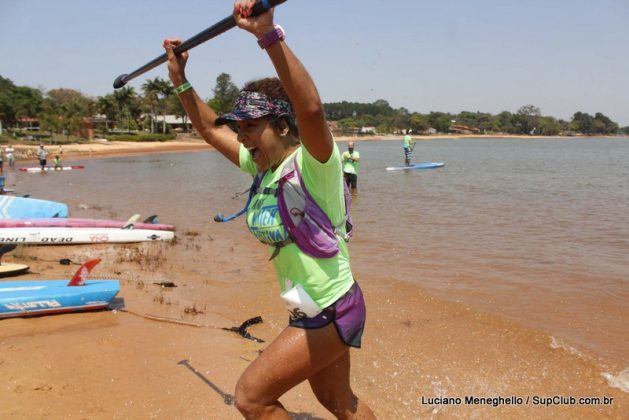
[164,1,375,418]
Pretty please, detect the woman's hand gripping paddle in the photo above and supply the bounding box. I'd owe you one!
[113,0,288,88]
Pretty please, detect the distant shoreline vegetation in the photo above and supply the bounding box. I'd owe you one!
[1,74,627,144]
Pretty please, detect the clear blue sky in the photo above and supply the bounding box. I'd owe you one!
[1,0,628,126]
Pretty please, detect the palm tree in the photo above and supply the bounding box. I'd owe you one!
[142,79,161,133]
[113,87,141,133]
[142,77,173,134]
[96,95,117,134]
[156,79,174,134]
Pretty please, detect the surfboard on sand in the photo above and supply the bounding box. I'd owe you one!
[0,244,29,278]
[0,258,120,319]
[0,226,175,244]
[0,264,29,278]
[386,162,445,171]
[0,214,176,231]
[0,196,69,219]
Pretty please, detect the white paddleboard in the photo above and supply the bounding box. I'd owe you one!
[19,165,85,173]
[0,227,175,244]
[0,215,175,231]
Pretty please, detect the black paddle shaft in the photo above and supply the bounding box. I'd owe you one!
[113,0,287,89]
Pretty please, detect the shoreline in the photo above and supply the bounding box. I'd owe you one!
[2,243,627,418]
[7,133,627,162]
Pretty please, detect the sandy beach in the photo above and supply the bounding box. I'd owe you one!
[10,137,212,162]
[1,137,627,419]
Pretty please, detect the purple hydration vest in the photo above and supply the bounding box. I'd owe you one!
[215,155,353,259]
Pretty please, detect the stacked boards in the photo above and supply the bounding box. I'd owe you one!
[0,214,175,244]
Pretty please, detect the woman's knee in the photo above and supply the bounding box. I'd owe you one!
[235,374,281,417]
[234,376,258,416]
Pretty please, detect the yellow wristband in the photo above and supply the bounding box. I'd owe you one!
[175,81,192,94]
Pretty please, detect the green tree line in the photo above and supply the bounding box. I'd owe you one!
[326,101,624,136]
[1,74,627,141]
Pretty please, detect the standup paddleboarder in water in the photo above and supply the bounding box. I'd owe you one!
[403,132,415,167]
[164,2,375,418]
[341,141,360,189]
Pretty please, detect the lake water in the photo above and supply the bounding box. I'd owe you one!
[10,137,629,368]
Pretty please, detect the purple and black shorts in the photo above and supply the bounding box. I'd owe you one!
[289,282,366,348]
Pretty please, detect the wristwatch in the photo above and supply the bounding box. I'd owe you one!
[258,25,285,49]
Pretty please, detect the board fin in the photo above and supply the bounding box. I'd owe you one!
[68,258,101,287]
[0,243,17,265]
[122,214,141,229]
[142,214,159,224]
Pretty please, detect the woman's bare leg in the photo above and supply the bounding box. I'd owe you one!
[234,322,368,419]
[308,351,376,419]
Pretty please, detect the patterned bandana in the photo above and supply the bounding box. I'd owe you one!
[215,91,293,125]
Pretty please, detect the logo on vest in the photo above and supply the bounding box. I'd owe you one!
[288,307,308,320]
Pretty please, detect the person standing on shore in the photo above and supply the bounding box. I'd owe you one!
[403,131,415,166]
[341,141,360,189]
[164,2,375,419]
[38,145,48,172]
[5,144,15,169]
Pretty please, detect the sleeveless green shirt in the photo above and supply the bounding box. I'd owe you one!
[239,142,354,309]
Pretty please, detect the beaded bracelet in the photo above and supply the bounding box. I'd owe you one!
[257,25,285,49]
[175,81,192,94]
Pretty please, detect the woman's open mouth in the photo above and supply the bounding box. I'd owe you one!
[248,147,261,161]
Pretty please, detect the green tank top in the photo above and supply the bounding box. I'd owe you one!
[239,143,355,309]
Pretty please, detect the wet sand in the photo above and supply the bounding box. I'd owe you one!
[1,139,627,419]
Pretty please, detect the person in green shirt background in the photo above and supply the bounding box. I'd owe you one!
[341,141,360,189]
[403,130,415,166]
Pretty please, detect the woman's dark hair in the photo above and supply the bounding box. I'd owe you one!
[242,78,299,139]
